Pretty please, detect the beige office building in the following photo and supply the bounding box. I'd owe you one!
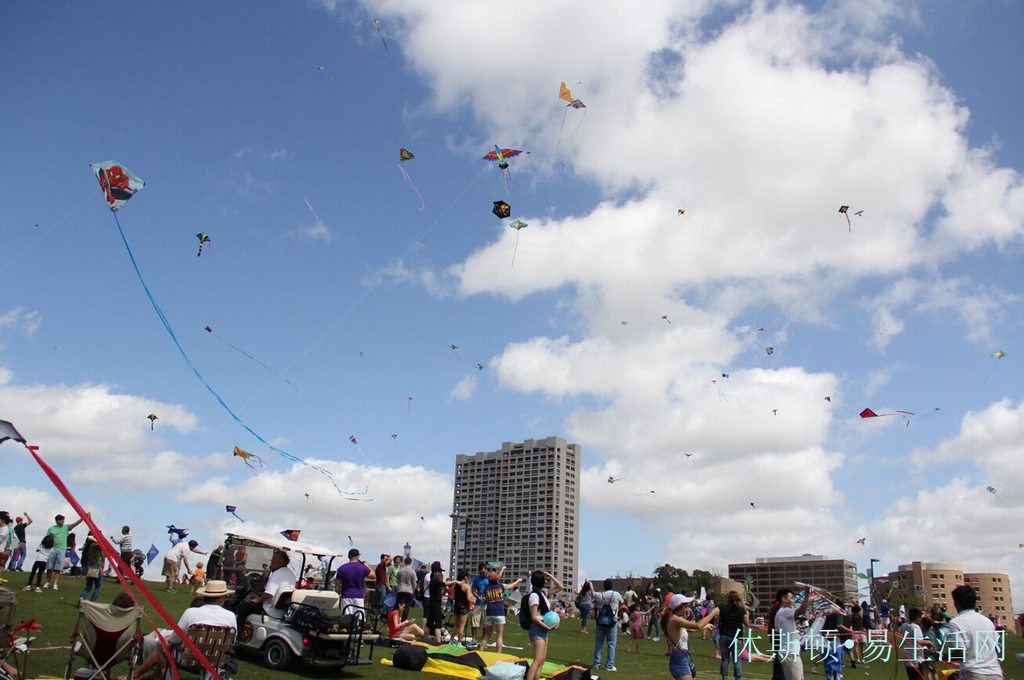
[886,562,1014,617]
[888,561,965,611]
[729,554,859,617]
[450,436,580,591]
[965,573,1014,618]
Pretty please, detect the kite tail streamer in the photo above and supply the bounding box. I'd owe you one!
[24,443,219,680]
[211,332,299,392]
[376,28,388,52]
[110,211,365,500]
[555,107,570,157]
[396,162,426,210]
[501,166,511,193]
[511,229,521,268]
[570,107,587,158]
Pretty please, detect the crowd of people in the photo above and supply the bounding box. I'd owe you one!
[332,551,565,680]
[0,510,1011,680]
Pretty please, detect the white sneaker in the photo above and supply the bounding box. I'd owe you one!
[42,583,50,589]
[35,587,42,593]
[52,584,58,591]
[21,586,31,592]
[606,667,618,672]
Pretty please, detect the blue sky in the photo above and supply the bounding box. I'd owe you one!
[2,1,1022,597]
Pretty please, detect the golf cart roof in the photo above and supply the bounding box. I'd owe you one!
[225,532,345,560]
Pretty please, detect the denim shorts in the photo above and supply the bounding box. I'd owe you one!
[670,648,695,678]
[528,623,549,642]
[45,550,64,571]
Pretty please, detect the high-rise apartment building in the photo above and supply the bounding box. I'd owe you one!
[728,554,859,617]
[450,436,580,591]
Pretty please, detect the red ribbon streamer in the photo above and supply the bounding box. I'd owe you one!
[24,444,221,680]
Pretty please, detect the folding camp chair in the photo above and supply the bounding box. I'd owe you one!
[64,601,143,680]
[0,588,16,662]
[170,624,236,680]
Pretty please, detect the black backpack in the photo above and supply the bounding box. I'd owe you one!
[519,589,548,630]
[392,645,428,671]
[595,597,615,627]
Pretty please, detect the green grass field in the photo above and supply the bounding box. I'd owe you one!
[8,581,1023,680]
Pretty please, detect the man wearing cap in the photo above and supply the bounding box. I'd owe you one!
[164,539,202,592]
[6,513,32,572]
[132,580,237,680]
[336,548,374,613]
[592,578,624,672]
[43,513,83,591]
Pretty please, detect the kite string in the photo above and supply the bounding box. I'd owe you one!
[0,189,95,277]
[239,166,488,409]
[570,107,587,158]
[211,332,298,392]
[510,228,521,268]
[555,107,570,158]
[110,211,364,498]
[396,162,426,211]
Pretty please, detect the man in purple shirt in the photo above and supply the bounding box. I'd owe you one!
[335,548,374,614]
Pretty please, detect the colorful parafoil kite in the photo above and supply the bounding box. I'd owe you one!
[90,161,145,212]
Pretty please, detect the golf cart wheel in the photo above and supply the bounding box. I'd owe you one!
[263,639,293,670]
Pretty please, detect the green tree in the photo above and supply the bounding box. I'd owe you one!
[653,563,690,594]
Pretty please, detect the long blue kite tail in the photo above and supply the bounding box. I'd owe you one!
[110,211,366,499]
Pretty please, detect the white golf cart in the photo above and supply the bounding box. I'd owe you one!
[222,533,378,670]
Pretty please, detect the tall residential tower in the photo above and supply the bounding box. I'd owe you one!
[450,436,580,591]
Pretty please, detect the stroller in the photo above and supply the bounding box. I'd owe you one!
[64,601,142,680]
